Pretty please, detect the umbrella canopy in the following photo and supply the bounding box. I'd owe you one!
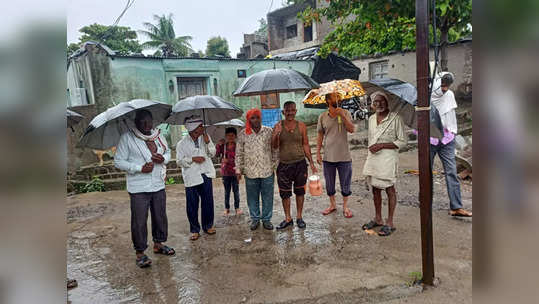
[67,109,84,128]
[211,119,245,128]
[362,78,443,139]
[166,95,242,125]
[303,79,367,108]
[77,99,171,150]
[205,119,245,143]
[232,68,320,97]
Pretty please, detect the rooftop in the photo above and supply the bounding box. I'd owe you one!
[267,0,314,18]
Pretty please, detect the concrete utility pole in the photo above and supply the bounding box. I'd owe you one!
[415,0,435,285]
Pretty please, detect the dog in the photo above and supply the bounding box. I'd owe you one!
[92,146,116,166]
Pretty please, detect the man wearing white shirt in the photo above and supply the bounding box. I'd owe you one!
[430,73,472,217]
[114,109,176,268]
[176,116,217,241]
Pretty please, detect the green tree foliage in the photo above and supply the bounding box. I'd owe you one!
[68,23,142,56]
[294,0,471,70]
[67,43,81,57]
[205,36,231,57]
[139,14,193,57]
[255,18,268,39]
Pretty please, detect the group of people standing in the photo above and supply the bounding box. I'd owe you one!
[114,75,471,268]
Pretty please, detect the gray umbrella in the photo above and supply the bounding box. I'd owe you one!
[77,99,171,150]
[166,95,243,125]
[232,68,320,96]
[362,78,443,139]
[67,109,84,129]
[205,119,245,143]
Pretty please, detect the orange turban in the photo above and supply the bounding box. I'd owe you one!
[245,108,262,135]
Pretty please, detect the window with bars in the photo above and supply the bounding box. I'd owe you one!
[286,24,297,39]
[369,60,389,80]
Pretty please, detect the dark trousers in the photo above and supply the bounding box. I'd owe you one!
[129,189,167,252]
[323,161,353,197]
[223,175,240,209]
[185,174,215,233]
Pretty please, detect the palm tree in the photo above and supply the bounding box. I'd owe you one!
[139,14,193,57]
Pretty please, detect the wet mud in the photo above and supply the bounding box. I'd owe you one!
[67,149,471,303]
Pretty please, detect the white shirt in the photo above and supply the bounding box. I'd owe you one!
[176,135,216,188]
[114,131,171,194]
[431,73,458,134]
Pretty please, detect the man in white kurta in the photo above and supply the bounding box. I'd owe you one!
[176,116,217,240]
[114,109,175,268]
[362,92,407,236]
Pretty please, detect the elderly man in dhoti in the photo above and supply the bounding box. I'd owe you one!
[176,116,217,241]
[362,91,407,236]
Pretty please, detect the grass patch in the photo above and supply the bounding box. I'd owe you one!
[407,271,423,286]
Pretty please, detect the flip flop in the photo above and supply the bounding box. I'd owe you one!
[343,209,353,218]
[378,225,396,236]
[136,255,152,268]
[362,220,383,230]
[450,209,472,217]
[190,233,200,241]
[67,278,78,289]
[153,245,175,255]
[205,227,216,235]
[322,207,337,215]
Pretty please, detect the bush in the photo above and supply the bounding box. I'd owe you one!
[165,177,178,185]
[78,177,106,193]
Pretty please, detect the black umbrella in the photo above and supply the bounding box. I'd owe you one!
[166,95,243,125]
[67,109,84,130]
[232,68,320,97]
[362,78,443,139]
[77,99,171,150]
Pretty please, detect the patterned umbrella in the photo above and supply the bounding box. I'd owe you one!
[302,79,366,108]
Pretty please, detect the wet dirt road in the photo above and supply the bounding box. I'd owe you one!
[67,149,472,303]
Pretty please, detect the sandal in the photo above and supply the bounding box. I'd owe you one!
[153,245,175,255]
[343,208,353,219]
[378,225,396,236]
[322,207,337,215]
[67,278,78,289]
[205,227,216,235]
[362,220,383,230]
[190,233,200,241]
[450,209,472,217]
[136,255,152,268]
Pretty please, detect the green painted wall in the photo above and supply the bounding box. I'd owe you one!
[107,57,324,124]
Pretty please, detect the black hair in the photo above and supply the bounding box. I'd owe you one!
[135,109,152,124]
[283,101,296,108]
[225,127,237,135]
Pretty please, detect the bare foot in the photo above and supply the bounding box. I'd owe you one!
[235,208,243,215]
[224,209,230,216]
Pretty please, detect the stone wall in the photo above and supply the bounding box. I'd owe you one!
[67,104,98,173]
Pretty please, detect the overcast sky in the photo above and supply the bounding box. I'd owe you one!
[67,0,286,56]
